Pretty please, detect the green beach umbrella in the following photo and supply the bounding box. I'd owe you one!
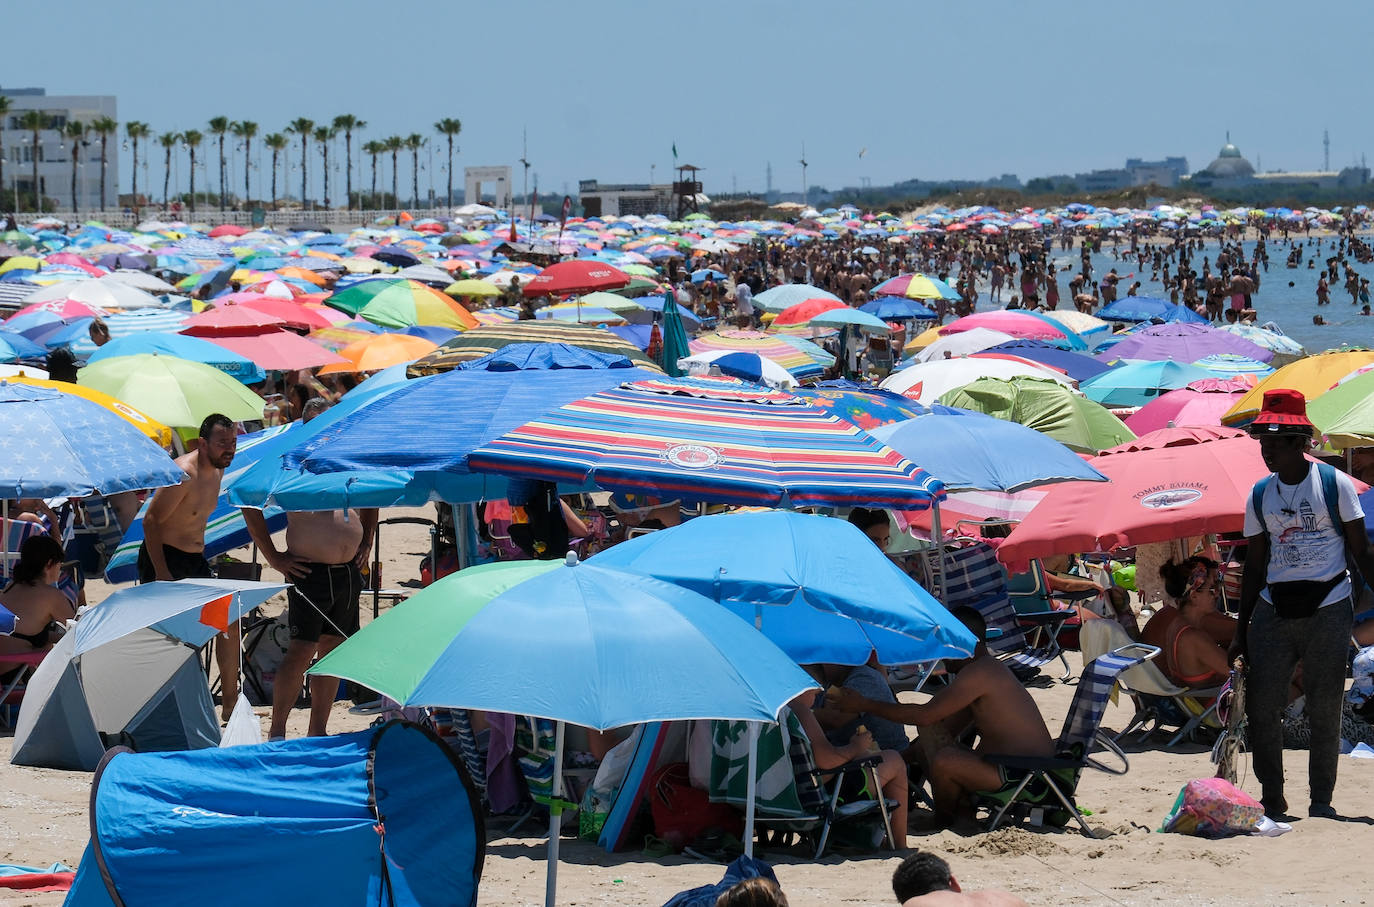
[941,376,1135,454]
[1309,370,1374,449]
[659,290,691,377]
[78,352,266,428]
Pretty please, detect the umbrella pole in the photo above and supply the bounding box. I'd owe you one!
[929,501,946,603]
[544,720,565,907]
[744,721,759,858]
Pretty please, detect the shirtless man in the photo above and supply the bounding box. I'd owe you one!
[242,400,376,739]
[892,851,1027,907]
[139,414,237,717]
[830,608,1054,828]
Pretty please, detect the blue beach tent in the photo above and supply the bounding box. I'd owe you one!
[65,720,483,907]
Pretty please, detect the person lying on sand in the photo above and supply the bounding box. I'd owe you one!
[892,850,1027,906]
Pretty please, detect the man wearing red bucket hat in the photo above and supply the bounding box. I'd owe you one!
[1235,388,1374,819]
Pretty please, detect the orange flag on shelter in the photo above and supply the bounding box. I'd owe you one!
[198,594,234,633]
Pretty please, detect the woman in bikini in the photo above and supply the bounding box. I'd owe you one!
[0,535,77,656]
[1141,557,1233,690]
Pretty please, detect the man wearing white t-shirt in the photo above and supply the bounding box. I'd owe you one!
[1236,389,1374,819]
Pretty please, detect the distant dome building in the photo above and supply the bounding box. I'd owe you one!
[1204,141,1256,179]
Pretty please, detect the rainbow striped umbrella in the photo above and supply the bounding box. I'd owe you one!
[467,381,947,510]
[873,273,960,301]
[327,278,479,331]
[689,330,833,380]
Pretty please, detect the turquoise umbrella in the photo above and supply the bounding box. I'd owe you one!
[659,289,691,377]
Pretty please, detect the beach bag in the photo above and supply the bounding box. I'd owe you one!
[1269,574,1344,619]
[1161,777,1262,837]
[651,762,743,851]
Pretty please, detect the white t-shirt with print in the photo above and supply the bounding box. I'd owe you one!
[1242,462,1363,607]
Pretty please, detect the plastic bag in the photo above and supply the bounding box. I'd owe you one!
[1160,777,1262,836]
[219,694,262,748]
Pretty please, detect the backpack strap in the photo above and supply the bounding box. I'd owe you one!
[1250,475,1272,541]
[1316,462,1343,530]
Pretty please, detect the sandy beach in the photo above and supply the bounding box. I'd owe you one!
[4,513,1374,906]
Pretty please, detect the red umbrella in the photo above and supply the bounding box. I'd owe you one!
[180,305,287,335]
[208,224,248,238]
[995,436,1365,570]
[202,329,346,371]
[231,297,339,331]
[1100,425,1246,455]
[522,261,630,297]
[772,298,848,326]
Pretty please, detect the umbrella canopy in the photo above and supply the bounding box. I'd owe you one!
[995,436,1345,569]
[941,311,1074,343]
[22,276,163,311]
[1308,370,1374,449]
[1124,386,1246,435]
[87,332,266,385]
[1078,359,1214,408]
[1097,323,1273,364]
[1191,353,1274,378]
[1216,323,1305,358]
[78,353,266,428]
[1095,296,1209,324]
[980,340,1115,383]
[227,297,341,331]
[180,305,287,334]
[444,279,502,299]
[354,280,479,331]
[522,261,630,297]
[406,321,661,375]
[454,342,636,372]
[1223,350,1374,427]
[1098,425,1247,455]
[871,410,1107,493]
[809,308,891,332]
[941,376,1135,454]
[912,327,1019,363]
[787,387,927,431]
[6,376,173,447]
[681,350,796,389]
[659,290,691,377]
[317,333,439,375]
[688,330,833,380]
[0,382,186,497]
[858,297,938,321]
[73,579,286,654]
[752,284,842,313]
[311,556,815,728]
[203,329,347,372]
[466,380,947,510]
[772,298,848,327]
[881,356,1073,404]
[591,510,978,665]
[872,273,960,301]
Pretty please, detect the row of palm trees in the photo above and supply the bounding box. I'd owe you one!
[0,97,464,214]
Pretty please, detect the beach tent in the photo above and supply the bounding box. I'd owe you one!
[64,721,483,907]
[11,579,285,770]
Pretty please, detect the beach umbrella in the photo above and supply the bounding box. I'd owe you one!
[0,382,185,498]
[11,298,107,321]
[7,376,173,447]
[200,329,348,372]
[453,342,636,372]
[87,332,266,385]
[180,305,288,334]
[78,353,266,428]
[443,278,502,299]
[1095,296,1208,324]
[0,329,49,361]
[1222,350,1374,427]
[522,260,630,297]
[1216,323,1305,360]
[912,327,1018,363]
[1308,370,1374,449]
[592,510,979,665]
[772,297,848,327]
[229,297,341,331]
[534,303,627,325]
[466,380,948,510]
[1097,323,1272,364]
[326,279,478,331]
[102,269,180,294]
[73,578,286,654]
[881,356,1073,404]
[872,273,960,301]
[752,284,842,313]
[310,555,815,905]
[1124,386,1247,435]
[1078,360,1213,408]
[21,276,163,311]
[995,436,1346,569]
[871,409,1107,493]
[1098,425,1247,455]
[809,308,891,332]
[941,311,1075,343]
[659,290,691,377]
[787,386,927,431]
[941,376,1135,454]
[680,350,796,388]
[980,340,1115,383]
[1193,353,1274,378]
[858,297,938,321]
[688,330,832,380]
[406,321,661,375]
[1039,309,1111,336]
[316,333,439,375]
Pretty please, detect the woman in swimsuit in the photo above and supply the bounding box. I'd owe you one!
[0,535,77,656]
[1140,557,1233,690]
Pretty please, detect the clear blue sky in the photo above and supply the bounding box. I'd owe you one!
[7,0,1371,199]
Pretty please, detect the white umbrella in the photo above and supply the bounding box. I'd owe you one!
[680,350,798,389]
[103,269,181,294]
[882,356,1074,404]
[23,276,164,310]
[912,327,1019,363]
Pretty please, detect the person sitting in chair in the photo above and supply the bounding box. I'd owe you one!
[829,608,1054,830]
[1141,557,1233,691]
[0,536,77,656]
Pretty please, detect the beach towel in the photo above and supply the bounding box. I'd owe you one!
[485,712,521,812]
[708,712,805,818]
[0,863,74,892]
[661,856,778,907]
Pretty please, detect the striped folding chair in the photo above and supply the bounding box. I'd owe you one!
[939,541,1064,679]
[978,643,1157,837]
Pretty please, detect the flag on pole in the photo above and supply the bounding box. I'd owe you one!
[672,142,678,162]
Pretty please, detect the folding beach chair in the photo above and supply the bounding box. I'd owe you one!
[716,712,896,859]
[0,650,45,730]
[1079,619,1224,747]
[976,642,1156,836]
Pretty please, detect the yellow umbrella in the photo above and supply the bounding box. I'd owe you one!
[1222,350,1374,426]
[9,376,174,447]
[444,279,502,299]
[0,255,43,274]
[904,325,944,354]
[317,334,439,375]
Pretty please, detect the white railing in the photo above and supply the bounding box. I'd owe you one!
[6,208,469,230]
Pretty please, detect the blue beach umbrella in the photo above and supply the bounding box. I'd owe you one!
[86,332,266,385]
[859,297,938,321]
[1079,359,1214,408]
[984,340,1116,383]
[1096,296,1208,324]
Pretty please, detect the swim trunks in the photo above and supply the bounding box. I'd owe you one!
[137,543,212,583]
[288,561,362,642]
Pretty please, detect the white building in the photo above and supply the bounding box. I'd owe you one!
[2,87,119,211]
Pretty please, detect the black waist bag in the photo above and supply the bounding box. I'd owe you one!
[1268,574,1345,619]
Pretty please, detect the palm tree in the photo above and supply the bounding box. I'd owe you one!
[90,116,117,209]
[233,120,257,203]
[65,121,87,213]
[0,96,10,211]
[404,133,425,207]
[159,130,180,207]
[206,116,231,210]
[434,118,462,209]
[313,125,336,208]
[263,132,287,209]
[384,136,403,211]
[19,110,47,213]
[362,140,383,206]
[182,129,203,213]
[286,118,314,208]
[332,114,365,210]
[125,121,150,204]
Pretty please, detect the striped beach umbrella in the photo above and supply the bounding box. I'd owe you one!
[1193,353,1275,379]
[327,278,478,331]
[467,381,947,510]
[407,321,662,376]
[873,273,960,301]
[688,330,833,380]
